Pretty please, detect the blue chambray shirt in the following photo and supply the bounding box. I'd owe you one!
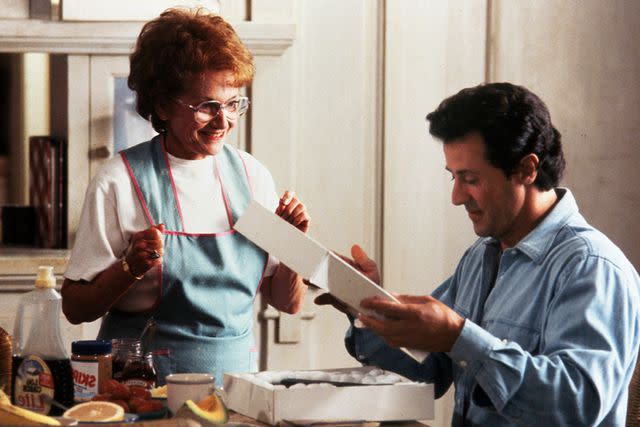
[346,188,640,426]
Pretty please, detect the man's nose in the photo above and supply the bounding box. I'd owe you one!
[451,179,466,206]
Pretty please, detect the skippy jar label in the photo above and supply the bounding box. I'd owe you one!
[71,360,99,401]
[13,355,55,414]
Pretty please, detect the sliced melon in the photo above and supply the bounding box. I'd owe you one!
[174,391,228,426]
[0,390,60,426]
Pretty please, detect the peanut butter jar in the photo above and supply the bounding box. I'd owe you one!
[71,340,113,402]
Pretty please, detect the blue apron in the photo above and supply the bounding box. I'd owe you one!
[99,135,268,385]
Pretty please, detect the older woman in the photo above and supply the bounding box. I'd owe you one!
[61,7,309,385]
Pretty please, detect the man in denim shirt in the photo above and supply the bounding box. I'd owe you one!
[317,83,640,426]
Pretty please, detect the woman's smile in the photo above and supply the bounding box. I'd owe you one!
[199,128,226,142]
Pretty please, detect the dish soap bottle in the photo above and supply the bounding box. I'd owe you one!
[12,266,73,415]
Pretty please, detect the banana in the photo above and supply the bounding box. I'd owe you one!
[0,390,60,426]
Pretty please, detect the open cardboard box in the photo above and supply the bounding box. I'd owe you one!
[223,367,434,425]
[234,201,428,362]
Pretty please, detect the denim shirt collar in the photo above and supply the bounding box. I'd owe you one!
[483,188,578,263]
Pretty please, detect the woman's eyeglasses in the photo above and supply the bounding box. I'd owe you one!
[175,97,250,123]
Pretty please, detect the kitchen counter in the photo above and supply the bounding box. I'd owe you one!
[63,412,432,427]
[0,247,69,290]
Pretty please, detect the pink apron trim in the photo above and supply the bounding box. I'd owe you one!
[120,141,265,313]
[121,153,155,227]
[214,156,235,229]
[164,229,236,238]
[236,147,255,197]
[120,152,164,311]
[160,137,186,230]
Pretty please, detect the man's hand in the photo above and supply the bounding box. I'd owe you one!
[314,292,352,315]
[357,295,465,352]
[314,244,381,313]
[339,244,380,284]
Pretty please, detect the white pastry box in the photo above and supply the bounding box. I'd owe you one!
[223,367,434,425]
[234,201,428,362]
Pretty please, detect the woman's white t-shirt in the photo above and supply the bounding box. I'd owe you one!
[65,147,280,286]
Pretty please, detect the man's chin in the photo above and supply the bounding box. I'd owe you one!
[472,223,490,237]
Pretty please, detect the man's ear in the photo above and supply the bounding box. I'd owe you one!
[518,154,539,185]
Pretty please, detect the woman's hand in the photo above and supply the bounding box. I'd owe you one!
[126,223,165,278]
[275,191,310,233]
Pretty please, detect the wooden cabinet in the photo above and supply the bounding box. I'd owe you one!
[0,16,296,351]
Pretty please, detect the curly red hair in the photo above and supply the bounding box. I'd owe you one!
[128,7,255,133]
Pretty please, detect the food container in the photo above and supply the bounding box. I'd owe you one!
[71,340,113,402]
[223,367,434,425]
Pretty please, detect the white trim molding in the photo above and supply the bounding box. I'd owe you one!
[0,20,295,56]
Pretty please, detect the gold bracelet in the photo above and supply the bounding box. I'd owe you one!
[121,258,143,280]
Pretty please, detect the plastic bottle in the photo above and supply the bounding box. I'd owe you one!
[11,266,73,415]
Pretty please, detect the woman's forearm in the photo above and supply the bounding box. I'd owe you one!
[61,258,140,324]
[261,264,307,314]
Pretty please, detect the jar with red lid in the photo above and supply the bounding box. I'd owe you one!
[121,352,156,390]
[111,338,141,382]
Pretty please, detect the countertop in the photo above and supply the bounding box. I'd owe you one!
[18,411,432,427]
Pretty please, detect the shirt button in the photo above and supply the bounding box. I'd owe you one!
[502,339,508,344]
[459,360,468,368]
[358,355,366,361]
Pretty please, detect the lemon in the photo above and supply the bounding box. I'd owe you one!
[63,401,125,422]
[150,384,168,398]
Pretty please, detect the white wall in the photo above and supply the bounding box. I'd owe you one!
[250,0,383,371]
[383,1,487,425]
[489,0,640,269]
[383,1,640,425]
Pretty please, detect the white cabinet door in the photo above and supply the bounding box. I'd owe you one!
[89,56,157,178]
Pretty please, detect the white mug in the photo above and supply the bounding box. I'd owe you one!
[166,373,216,415]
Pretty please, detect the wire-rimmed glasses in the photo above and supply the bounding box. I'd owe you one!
[175,96,250,123]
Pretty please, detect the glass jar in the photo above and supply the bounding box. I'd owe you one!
[71,340,112,402]
[111,338,141,382]
[121,352,156,390]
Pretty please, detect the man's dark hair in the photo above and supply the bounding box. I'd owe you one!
[426,82,565,190]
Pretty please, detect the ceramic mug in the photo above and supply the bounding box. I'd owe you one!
[166,373,216,414]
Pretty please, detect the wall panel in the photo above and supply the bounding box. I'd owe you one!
[490,0,640,268]
[383,1,487,425]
